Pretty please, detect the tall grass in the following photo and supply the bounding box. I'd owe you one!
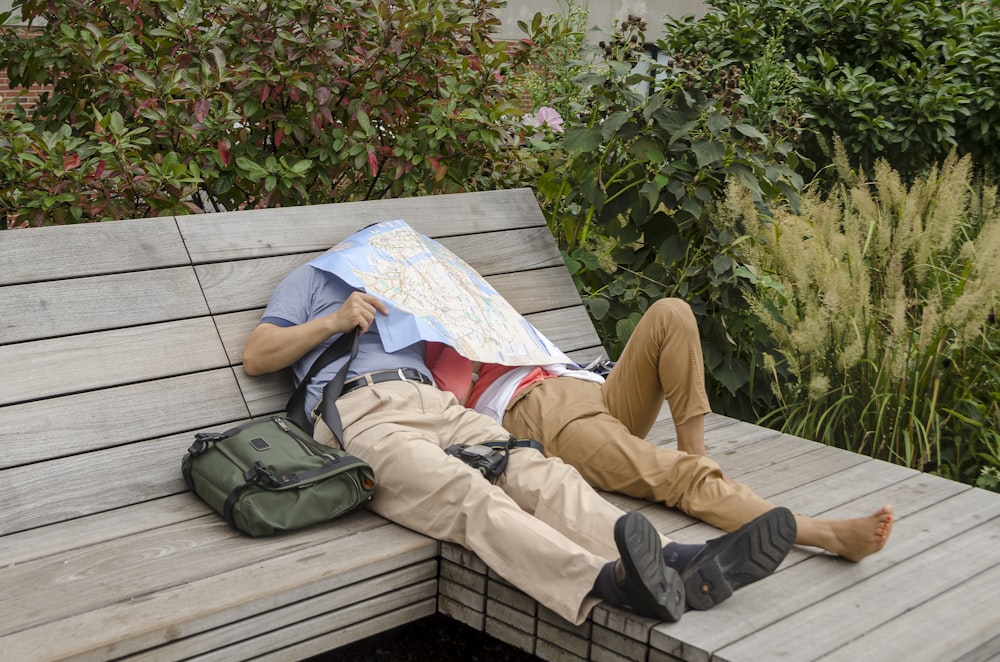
[738,144,1000,487]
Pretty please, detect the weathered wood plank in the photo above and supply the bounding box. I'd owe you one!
[819,561,1000,662]
[715,508,1000,661]
[193,585,437,661]
[253,600,438,662]
[156,565,437,660]
[0,318,229,406]
[0,267,209,344]
[176,188,546,263]
[1,511,393,627]
[0,216,188,286]
[649,486,1000,662]
[719,444,874,500]
[0,494,208,566]
[0,431,204,535]
[0,370,249,470]
[2,517,434,661]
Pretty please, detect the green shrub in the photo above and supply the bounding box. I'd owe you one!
[0,0,556,225]
[536,15,805,418]
[743,145,1000,487]
[661,0,1000,180]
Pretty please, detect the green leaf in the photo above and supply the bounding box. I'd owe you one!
[692,139,726,168]
[564,126,603,153]
[659,234,687,266]
[588,296,610,320]
[601,111,632,140]
[733,123,767,143]
[289,159,313,175]
[356,109,373,136]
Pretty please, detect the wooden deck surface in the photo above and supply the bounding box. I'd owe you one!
[2,188,997,661]
[442,408,1000,662]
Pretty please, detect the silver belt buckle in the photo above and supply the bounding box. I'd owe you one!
[397,368,409,382]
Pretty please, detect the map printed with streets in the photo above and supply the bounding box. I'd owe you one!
[309,220,570,366]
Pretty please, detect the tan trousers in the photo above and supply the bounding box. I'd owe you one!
[314,380,636,625]
[503,298,775,532]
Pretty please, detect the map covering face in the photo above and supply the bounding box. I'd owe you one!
[309,220,570,366]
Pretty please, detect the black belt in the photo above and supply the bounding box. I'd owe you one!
[340,368,433,396]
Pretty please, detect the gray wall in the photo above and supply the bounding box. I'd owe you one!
[494,0,709,42]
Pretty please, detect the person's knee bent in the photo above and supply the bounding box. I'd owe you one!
[647,298,698,334]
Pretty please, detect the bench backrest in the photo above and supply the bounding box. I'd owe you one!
[0,188,605,535]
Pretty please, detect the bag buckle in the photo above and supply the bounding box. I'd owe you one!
[244,461,282,487]
[188,432,225,456]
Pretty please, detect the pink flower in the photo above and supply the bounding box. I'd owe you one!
[533,106,564,133]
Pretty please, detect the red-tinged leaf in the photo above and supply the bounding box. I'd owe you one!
[96,160,106,178]
[434,163,447,182]
[274,126,285,147]
[218,140,230,166]
[367,151,378,177]
[289,86,301,103]
[63,153,81,170]
[260,84,269,103]
[320,105,334,126]
[316,86,331,105]
[428,156,440,170]
[194,98,209,122]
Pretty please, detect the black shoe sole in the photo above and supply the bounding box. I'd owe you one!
[680,506,797,611]
[614,511,685,622]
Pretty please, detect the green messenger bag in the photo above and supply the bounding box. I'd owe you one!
[182,415,375,537]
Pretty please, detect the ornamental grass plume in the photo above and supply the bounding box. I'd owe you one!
[741,142,1000,486]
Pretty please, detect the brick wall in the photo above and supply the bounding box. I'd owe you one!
[0,70,45,109]
[1,23,46,110]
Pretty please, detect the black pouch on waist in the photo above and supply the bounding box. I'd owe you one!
[444,436,543,483]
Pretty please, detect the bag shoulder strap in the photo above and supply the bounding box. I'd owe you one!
[284,327,359,435]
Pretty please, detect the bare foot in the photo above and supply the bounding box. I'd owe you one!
[795,504,894,562]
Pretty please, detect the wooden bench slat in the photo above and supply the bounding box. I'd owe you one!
[649,485,1000,660]
[1,518,434,660]
[821,563,1000,662]
[436,226,565,273]
[0,318,230,406]
[0,370,248,471]
[528,307,605,353]
[716,508,1000,661]
[0,267,209,344]
[254,600,439,662]
[1,510,387,637]
[5,188,992,660]
[176,188,546,263]
[0,216,188,286]
[0,433,197,536]
[177,576,437,661]
[710,434,861,484]
[488,266,588,315]
[0,494,209,567]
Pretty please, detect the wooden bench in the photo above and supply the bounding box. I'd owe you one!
[3,188,999,661]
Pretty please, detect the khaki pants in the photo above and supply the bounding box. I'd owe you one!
[314,380,634,625]
[503,298,775,532]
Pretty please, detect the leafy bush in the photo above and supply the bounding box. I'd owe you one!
[0,0,555,225]
[661,0,1000,180]
[535,15,806,418]
[742,145,1000,487]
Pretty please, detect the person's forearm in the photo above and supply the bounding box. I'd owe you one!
[242,318,342,375]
